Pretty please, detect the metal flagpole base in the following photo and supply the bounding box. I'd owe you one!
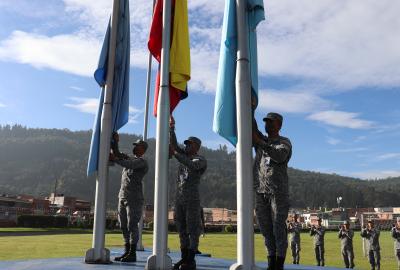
[230,263,262,270]
[145,254,172,270]
[84,248,111,264]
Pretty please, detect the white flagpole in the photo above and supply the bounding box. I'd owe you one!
[138,0,156,252]
[145,0,172,269]
[230,0,255,270]
[85,0,120,264]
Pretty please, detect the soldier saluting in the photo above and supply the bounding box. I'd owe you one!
[288,214,301,265]
[361,220,381,270]
[338,220,355,269]
[169,116,207,270]
[391,217,400,270]
[310,217,325,267]
[252,112,292,270]
[110,139,149,262]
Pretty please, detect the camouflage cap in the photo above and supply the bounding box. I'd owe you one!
[263,112,283,123]
[184,136,202,147]
[133,139,148,151]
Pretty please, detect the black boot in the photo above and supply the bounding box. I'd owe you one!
[115,243,130,261]
[267,256,276,270]
[276,256,285,270]
[120,244,136,262]
[180,249,196,270]
[173,248,188,270]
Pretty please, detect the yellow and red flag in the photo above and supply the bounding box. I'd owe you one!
[148,0,190,116]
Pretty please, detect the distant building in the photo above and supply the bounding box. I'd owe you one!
[45,193,91,215]
[144,204,154,223]
[17,195,50,215]
[0,195,32,226]
[393,207,400,214]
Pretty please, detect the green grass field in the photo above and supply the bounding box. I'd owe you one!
[0,229,398,269]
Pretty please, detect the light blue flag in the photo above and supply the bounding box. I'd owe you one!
[87,0,130,176]
[213,0,265,146]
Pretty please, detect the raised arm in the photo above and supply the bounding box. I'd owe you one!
[169,117,185,154]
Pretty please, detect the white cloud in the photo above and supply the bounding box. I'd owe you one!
[64,98,142,124]
[326,137,341,145]
[354,135,367,142]
[69,86,85,92]
[352,170,400,180]
[0,31,100,77]
[260,0,400,91]
[308,110,374,129]
[258,89,331,114]
[0,102,6,108]
[1,0,400,97]
[332,147,368,153]
[376,153,400,161]
[64,97,98,114]
[128,106,143,124]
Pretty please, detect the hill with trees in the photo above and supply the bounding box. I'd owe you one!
[0,125,399,209]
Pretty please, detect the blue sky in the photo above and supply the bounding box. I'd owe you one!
[0,0,399,179]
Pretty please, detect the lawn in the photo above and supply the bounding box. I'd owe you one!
[0,230,398,269]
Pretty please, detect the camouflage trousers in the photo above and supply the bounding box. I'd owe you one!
[255,192,289,257]
[341,246,354,268]
[396,249,400,270]
[290,241,300,263]
[118,198,143,245]
[174,199,201,250]
[315,245,325,265]
[368,250,381,269]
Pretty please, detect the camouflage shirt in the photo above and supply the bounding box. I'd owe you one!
[253,135,292,195]
[170,128,207,203]
[116,156,148,202]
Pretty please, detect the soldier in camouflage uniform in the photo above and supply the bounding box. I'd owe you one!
[310,217,325,267]
[111,139,149,262]
[169,117,207,270]
[391,217,400,270]
[338,220,355,269]
[252,112,292,270]
[361,220,381,270]
[288,214,301,264]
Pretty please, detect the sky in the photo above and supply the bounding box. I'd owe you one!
[0,0,399,179]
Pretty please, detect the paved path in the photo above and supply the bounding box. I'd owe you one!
[0,248,345,270]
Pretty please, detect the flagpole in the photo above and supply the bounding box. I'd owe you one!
[145,0,172,269]
[230,0,255,270]
[85,0,120,264]
[138,0,156,252]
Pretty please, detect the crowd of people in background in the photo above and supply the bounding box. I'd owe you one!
[287,214,400,270]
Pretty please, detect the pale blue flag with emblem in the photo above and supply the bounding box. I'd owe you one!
[87,0,130,176]
[213,0,264,146]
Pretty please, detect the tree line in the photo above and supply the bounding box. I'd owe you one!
[0,125,399,209]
